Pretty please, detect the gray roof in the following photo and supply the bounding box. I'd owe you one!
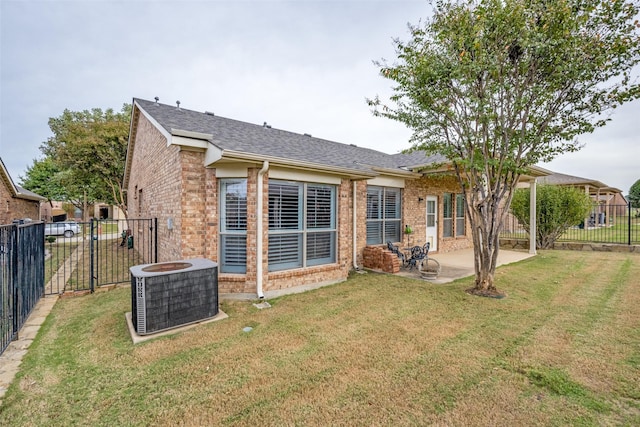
[539,172,621,192]
[134,98,440,174]
[16,185,46,200]
[0,157,46,201]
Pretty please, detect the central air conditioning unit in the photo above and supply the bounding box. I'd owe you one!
[130,258,218,335]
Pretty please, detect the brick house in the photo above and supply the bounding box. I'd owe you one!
[124,98,541,298]
[1,157,45,224]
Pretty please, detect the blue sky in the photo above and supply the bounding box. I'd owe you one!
[1,0,639,194]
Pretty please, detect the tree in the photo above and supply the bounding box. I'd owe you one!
[511,185,593,249]
[369,0,640,295]
[19,157,67,207]
[39,104,131,218]
[630,179,640,209]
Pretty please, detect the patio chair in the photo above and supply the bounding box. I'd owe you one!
[406,242,432,271]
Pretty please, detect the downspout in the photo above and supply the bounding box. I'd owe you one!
[353,181,359,270]
[256,161,269,299]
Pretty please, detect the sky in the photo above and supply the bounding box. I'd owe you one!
[1,0,639,195]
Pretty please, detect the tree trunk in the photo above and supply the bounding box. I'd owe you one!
[469,206,501,293]
[464,179,515,297]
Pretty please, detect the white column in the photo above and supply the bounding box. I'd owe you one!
[529,178,537,255]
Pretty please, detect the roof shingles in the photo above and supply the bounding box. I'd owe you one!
[134,98,435,174]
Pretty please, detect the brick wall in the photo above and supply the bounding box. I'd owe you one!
[362,246,400,273]
[178,149,207,259]
[355,180,368,266]
[127,112,183,262]
[402,175,473,253]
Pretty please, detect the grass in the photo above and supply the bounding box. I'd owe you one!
[44,236,148,293]
[44,241,79,293]
[501,215,640,244]
[560,216,640,244]
[2,250,639,426]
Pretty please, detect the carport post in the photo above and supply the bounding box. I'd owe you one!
[529,178,537,255]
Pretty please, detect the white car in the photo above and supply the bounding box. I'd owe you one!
[44,222,81,238]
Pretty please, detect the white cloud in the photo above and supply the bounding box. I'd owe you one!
[1,0,637,196]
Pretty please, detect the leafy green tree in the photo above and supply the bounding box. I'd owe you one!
[511,185,593,249]
[629,179,640,209]
[40,104,131,218]
[19,157,67,207]
[369,0,640,295]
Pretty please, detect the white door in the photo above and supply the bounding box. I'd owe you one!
[426,196,438,252]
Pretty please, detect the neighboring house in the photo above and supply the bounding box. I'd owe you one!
[124,98,544,298]
[538,172,625,223]
[94,203,125,220]
[1,157,45,224]
[40,201,67,222]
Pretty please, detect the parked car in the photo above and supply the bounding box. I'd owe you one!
[44,221,81,238]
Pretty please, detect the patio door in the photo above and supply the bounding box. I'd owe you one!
[425,196,438,252]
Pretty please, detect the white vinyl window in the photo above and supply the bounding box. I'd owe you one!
[443,193,453,238]
[268,180,336,271]
[220,179,247,273]
[366,186,401,244]
[455,193,465,237]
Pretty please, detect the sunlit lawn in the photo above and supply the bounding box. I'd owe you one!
[44,236,148,293]
[2,250,639,426]
[502,215,640,244]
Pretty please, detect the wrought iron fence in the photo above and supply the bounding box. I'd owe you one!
[500,203,640,245]
[44,218,157,294]
[1,222,45,355]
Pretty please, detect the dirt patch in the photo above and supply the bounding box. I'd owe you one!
[465,287,507,299]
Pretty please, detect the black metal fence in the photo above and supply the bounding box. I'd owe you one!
[44,218,157,294]
[500,203,640,245]
[1,222,45,355]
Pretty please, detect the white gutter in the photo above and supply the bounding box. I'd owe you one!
[256,161,269,299]
[352,181,359,270]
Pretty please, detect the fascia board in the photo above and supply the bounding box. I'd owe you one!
[170,135,209,150]
[369,166,421,178]
[136,101,172,141]
[220,150,376,180]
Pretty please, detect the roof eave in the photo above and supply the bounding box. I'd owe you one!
[369,166,421,178]
[217,150,377,180]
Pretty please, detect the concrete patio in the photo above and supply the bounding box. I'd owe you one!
[396,248,536,284]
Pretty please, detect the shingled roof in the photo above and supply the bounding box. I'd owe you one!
[133,98,443,176]
[1,157,46,201]
[539,171,621,193]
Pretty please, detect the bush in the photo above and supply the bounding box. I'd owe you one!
[511,185,593,249]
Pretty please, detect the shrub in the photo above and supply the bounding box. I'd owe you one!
[511,185,593,249]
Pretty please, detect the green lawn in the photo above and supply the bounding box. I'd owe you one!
[2,251,639,426]
[501,215,640,244]
[559,216,640,244]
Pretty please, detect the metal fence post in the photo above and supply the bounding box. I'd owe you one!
[10,225,18,339]
[154,218,158,264]
[89,219,95,293]
[629,201,632,246]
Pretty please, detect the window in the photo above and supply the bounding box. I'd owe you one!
[456,193,465,236]
[268,180,336,271]
[366,186,401,244]
[220,179,247,273]
[443,193,453,238]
